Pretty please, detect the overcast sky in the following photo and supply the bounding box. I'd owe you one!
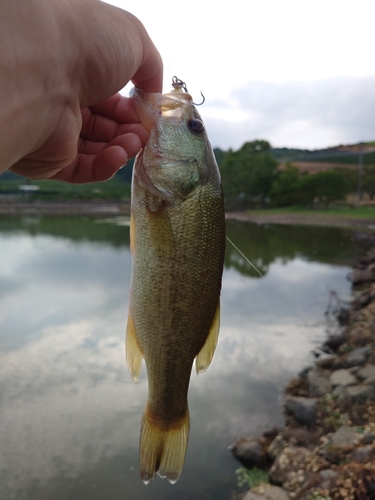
[106,0,375,150]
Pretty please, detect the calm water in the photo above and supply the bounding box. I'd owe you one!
[0,216,371,500]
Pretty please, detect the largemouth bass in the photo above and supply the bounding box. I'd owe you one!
[126,78,225,484]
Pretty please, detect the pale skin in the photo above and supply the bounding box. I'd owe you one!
[0,0,163,183]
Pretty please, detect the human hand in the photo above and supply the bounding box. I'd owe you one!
[10,94,149,183]
[1,0,163,183]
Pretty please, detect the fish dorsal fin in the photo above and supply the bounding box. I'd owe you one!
[126,312,143,383]
[195,300,220,374]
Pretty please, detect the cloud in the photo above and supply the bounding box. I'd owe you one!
[202,75,375,150]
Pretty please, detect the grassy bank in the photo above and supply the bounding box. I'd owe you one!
[248,205,375,220]
[0,178,131,200]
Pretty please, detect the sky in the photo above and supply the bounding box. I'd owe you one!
[106,0,375,150]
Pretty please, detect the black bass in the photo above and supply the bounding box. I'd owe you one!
[126,78,225,484]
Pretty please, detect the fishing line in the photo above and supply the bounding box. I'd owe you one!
[226,236,265,278]
[225,235,335,339]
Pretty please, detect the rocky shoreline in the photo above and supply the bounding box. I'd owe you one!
[230,248,375,500]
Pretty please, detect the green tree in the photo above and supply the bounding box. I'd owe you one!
[363,165,375,199]
[270,163,300,206]
[239,140,271,153]
[297,173,318,205]
[331,167,357,192]
[220,140,278,208]
[313,170,350,207]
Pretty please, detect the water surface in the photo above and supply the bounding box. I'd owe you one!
[0,216,370,500]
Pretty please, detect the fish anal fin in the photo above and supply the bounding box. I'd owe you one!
[126,312,143,383]
[140,407,190,485]
[195,300,220,374]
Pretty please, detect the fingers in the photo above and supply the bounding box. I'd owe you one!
[51,133,142,184]
[88,94,140,124]
[81,106,148,144]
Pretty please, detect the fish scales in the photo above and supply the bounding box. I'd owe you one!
[126,80,225,484]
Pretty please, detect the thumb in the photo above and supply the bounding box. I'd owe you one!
[78,2,163,107]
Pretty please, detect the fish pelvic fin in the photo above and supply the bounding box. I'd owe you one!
[195,299,220,374]
[126,313,143,383]
[139,408,190,485]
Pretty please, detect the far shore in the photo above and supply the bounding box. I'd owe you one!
[225,210,375,229]
[0,200,375,229]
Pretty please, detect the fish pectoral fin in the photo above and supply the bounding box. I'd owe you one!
[195,300,220,374]
[126,312,143,383]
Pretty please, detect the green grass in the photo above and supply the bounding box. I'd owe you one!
[247,205,375,219]
[0,178,131,200]
[235,467,269,489]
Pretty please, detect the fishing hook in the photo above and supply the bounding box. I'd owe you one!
[193,92,205,106]
[171,76,205,106]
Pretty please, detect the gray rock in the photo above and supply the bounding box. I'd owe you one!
[243,484,291,500]
[307,368,332,396]
[365,374,375,386]
[320,344,334,354]
[345,346,371,367]
[284,396,318,426]
[332,357,346,369]
[315,354,336,369]
[350,263,375,284]
[349,445,375,463]
[346,384,375,403]
[231,438,266,468]
[267,434,289,462]
[361,432,375,445]
[357,364,375,381]
[329,369,357,387]
[322,425,358,464]
[325,334,347,350]
[318,468,339,489]
[331,385,350,403]
[330,425,358,447]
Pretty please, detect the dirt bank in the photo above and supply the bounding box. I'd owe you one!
[226,211,375,229]
[1,202,374,230]
[0,200,130,216]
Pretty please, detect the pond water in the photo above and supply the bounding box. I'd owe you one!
[0,216,372,500]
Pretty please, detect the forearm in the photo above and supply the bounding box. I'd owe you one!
[0,0,162,174]
[0,0,81,173]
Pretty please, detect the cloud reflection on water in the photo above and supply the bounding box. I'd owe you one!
[0,219,360,500]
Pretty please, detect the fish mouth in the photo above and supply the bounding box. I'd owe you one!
[130,87,194,129]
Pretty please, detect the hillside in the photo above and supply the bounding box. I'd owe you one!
[271,141,375,162]
[271,141,375,173]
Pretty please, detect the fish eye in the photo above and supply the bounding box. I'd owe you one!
[187,119,204,134]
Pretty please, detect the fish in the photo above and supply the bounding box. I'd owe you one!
[126,77,226,484]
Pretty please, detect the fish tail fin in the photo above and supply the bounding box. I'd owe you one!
[139,407,190,485]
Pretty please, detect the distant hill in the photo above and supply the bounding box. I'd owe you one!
[271,141,375,174]
[271,141,375,164]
